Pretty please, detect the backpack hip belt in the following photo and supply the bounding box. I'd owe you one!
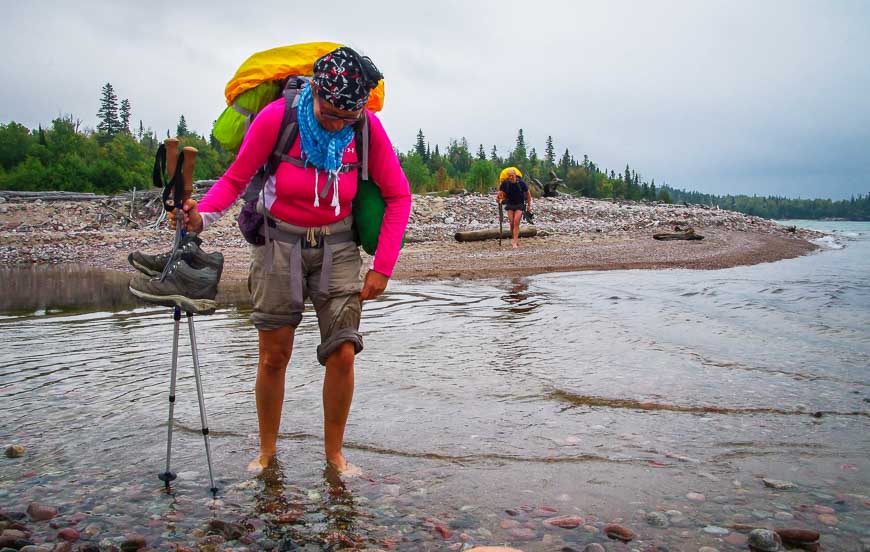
[258,205,355,313]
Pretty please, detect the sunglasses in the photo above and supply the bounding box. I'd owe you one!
[314,94,362,124]
[319,110,362,124]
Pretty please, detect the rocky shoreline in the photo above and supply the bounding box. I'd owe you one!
[0,189,822,283]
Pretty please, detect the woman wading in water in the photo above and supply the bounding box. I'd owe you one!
[172,47,411,475]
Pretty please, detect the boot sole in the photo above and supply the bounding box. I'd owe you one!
[128,285,217,315]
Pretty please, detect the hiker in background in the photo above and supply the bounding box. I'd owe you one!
[497,168,532,249]
[171,47,412,476]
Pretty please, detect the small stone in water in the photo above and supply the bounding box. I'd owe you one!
[703,525,729,535]
[508,527,536,540]
[686,492,705,502]
[582,544,606,552]
[603,523,635,542]
[543,515,584,529]
[762,478,796,490]
[817,513,838,526]
[26,503,57,521]
[775,528,820,544]
[698,548,719,552]
[645,511,669,527]
[4,445,25,458]
[120,534,147,551]
[747,528,781,552]
[57,528,79,542]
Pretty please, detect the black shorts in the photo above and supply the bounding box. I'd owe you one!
[504,203,525,212]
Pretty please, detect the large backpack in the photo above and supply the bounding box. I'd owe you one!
[215,43,394,255]
[236,77,378,252]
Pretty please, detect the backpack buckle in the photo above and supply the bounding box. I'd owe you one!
[300,234,324,249]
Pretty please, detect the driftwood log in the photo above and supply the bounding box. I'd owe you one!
[653,226,704,241]
[0,191,109,202]
[455,227,538,242]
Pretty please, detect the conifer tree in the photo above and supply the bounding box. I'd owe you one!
[528,148,538,176]
[490,145,499,163]
[415,129,427,160]
[96,82,120,138]
[119,99,132,134]
[512,129,527,167]
[137,120,144,141]
[545,136,555,169]
[477,144,486,160]
[176,115,189,137]
[559,148,572,177]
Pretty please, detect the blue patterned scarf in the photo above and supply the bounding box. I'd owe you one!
[297,85,353,215]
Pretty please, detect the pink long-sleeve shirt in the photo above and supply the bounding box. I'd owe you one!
[198,97,412,277]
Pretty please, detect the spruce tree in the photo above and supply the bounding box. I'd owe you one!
[545,136,555,169]
[512,129,527,168]
[477,144,486,161]
[177,115,189,137]
[137,120,144,141]
[119,99,132,134]
[96,82,120,138]
[415,129,426,159]
[528,148,538,176]
[559,148,572,178]
[490,145,499,163]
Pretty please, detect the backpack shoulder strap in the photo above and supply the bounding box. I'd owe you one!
[354,112,370,180]
[241,78,305,202]
[267,78,305,176]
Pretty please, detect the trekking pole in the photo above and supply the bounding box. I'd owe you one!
[158,137,182,491]
[158,307,181,490]
[187,311,218,496]
[180,147,218,497]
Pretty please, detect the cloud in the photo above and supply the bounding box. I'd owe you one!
[1,0,867,199]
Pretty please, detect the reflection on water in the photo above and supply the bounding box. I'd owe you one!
[0,265,251,313]
[1,221,869,551]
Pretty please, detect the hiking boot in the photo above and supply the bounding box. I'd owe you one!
[128,256,220,314]
[128,233,224,278]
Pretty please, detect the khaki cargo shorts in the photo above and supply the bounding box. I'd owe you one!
[248,214,363,365]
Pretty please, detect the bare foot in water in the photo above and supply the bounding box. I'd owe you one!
[247,454,273,475]
[326,454,363,478]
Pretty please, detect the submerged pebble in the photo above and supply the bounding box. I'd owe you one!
[747,528,781,551]
[4,445,25,458]
[762,479,796,490]
[603,523,635,542]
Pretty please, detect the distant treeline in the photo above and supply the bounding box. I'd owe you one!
[662,187,870,221]
[1,82,866,221]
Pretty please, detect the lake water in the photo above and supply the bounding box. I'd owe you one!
[1,221,868,551]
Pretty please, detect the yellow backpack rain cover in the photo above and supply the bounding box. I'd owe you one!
[213,42,385,152]
[499,167,523,183]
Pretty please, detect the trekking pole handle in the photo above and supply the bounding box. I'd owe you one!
[181,147,198,201]
[165,138,180,180]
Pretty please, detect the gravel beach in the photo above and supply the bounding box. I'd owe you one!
[0,189,820,282]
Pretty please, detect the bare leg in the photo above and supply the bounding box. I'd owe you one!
[510,210,522,248]
[323,342,357,473]
[249,326,295,473]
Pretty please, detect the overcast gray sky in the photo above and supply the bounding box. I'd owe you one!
[2,0,868,199]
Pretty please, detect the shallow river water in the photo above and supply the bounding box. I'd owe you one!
[1,221,868,551]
